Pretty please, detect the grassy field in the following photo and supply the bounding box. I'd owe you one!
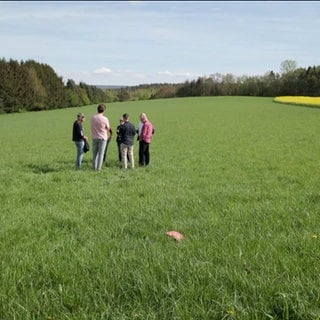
[1,96,320,319]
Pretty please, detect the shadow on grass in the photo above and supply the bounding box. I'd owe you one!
[24,158,123,174]
[104,158,122,169]
[274,101,320,110]
[26,163,60,174]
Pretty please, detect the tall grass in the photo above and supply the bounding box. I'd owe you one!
[1,97,320,319]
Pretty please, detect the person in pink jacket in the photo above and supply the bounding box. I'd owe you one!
[138,113,153,166]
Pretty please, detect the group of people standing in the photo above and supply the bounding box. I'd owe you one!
[72,103,153,171]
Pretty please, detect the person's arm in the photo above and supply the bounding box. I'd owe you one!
[146,123,153,138]
[79,124,88,141]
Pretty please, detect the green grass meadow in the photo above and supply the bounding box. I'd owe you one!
[1,96,320,319]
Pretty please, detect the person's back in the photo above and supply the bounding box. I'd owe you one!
[140,119,153,143]
[120,120,136,145]
[91,112,109,140]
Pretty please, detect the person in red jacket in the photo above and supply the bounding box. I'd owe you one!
[138,113,153,166]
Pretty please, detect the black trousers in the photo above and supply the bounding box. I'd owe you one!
[117,141,122,162]
[139,140,150,166]
[103,139,110,163]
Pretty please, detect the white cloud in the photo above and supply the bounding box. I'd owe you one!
[157,70,192,77]
[93,67,112,74]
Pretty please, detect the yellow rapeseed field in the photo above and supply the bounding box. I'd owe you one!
[274,96,320,107]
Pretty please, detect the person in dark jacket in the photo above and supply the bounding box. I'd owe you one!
[119,113,136,170]
[72,112,88,169]
[116,117,124,162]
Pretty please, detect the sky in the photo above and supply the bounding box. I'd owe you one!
[1,1,320,86]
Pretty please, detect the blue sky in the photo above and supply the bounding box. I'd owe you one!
[1,1,320,86]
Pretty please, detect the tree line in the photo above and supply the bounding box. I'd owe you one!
[0,58,108,113]
[119,61,320,101]
[1,58,320,114]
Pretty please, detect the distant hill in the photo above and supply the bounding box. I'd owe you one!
[95,85,127,90]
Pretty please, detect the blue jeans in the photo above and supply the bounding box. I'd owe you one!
[92,139,107,170]
[75,140,85,169]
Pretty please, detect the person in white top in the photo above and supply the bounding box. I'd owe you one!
[90,103,110,171]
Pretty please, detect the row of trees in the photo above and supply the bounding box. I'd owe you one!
[116,61,320,101]
[0,58,108,113]
[1,58,320,113]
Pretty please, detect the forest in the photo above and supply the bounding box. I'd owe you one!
[1,58,320,114]
[0,58,107,114]
[123,60,320,102]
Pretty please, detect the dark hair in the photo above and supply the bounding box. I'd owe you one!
[97,104,106,113]
[122,113,129,120]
